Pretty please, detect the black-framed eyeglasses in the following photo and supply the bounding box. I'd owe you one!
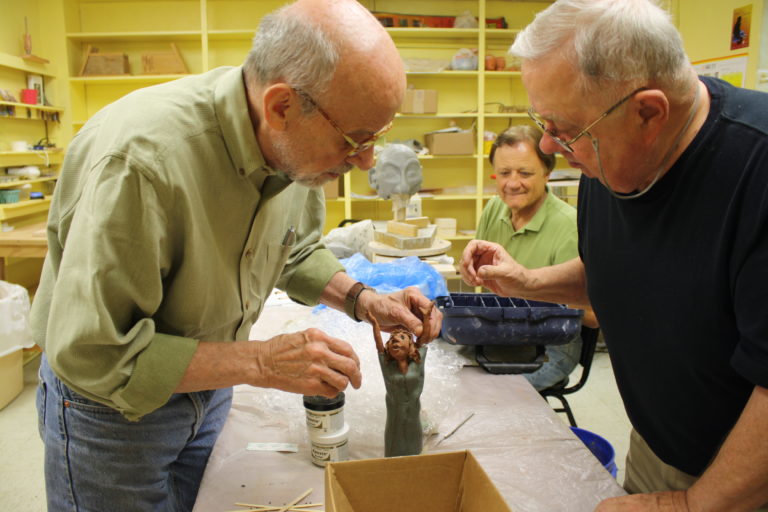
[528,87,649,153]
[293,88,393,157]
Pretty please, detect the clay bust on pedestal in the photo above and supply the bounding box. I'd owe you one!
[367,303,435,457]
[369,144,422,220]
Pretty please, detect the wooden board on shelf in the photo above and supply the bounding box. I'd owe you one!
[79,45,130,76]
[141,43,188,75]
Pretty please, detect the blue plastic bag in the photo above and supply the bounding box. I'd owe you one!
[341,253,448,299]
[314,253,448,314]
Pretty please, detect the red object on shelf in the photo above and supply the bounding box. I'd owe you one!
[20,88,38,105]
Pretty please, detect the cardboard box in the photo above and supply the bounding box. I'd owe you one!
[425,131,475,155]
[0,349,23,410]
[325,450,511,512]
[322,179,342,199]
[400,89,438,114]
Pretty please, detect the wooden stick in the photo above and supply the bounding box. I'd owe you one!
[279,488,314,512]
[232,504,322,510]
[227,507,322,512]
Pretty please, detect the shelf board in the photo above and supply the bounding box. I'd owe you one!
[0,101,64,114]
[396,112,478,119]
[485,28,521,39]
[350,194,477,202]
[406,70,478,78]
[386,28,479,39]
[0,197,52,222]
[207,30,256,40]
[0,52,56,77]
[70,74,191,85]
[416,154,478,160]
[0,176,58,190]
[484,71,523,77]
[0,150,65,167]
[67,31,202,41]
[484,112,529,118]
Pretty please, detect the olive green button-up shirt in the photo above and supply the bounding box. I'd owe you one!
[476,190,578,269]
[30,66,343,421]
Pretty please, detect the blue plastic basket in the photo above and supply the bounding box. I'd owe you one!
[570,426,618,478]
[436,292,583,346]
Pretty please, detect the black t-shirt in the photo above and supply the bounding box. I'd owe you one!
[578,76,768,476]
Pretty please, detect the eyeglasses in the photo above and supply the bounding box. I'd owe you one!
[528,87,649,153]
[293,88,393,157]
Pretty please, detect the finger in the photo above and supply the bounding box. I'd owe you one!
[312,329,360,367]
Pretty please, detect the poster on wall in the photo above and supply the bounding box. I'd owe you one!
[731,4,752,50]
[692,54,748,88]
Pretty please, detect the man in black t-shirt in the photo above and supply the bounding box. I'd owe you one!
[460,1,768,511]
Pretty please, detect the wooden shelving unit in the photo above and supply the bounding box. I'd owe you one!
[59,0,558,260]
[0,51,64,224]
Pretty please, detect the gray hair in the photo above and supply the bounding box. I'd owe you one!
[243,4,340,113]
[489,125,556,173]
[510,0,691,96]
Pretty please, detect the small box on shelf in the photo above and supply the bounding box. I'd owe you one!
[399,89,438,114]
[424,130,475,155]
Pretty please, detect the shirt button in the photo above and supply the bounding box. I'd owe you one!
[245,249,253,259]
[239,168,245,176]
[245,301,251,310]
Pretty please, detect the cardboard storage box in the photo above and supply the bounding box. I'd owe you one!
[400,89,438,114]
[325,450,511,512]
[322,179,342,199]
[0,349,24,410]
[425,131,475,155]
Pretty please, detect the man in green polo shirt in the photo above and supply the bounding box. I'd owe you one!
[30,1,441,510]
[476,126,595,389]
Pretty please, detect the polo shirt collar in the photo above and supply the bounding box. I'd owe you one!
[499,187,552,234]
[213,66,273,179]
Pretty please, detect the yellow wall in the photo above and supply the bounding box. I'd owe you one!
[0,0,72,150]
[678,0,765,89]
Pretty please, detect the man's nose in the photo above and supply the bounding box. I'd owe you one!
[348,146,375,170]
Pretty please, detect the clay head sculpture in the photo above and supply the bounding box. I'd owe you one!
[368,144,422,199]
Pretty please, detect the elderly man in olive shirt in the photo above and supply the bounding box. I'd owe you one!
[30,1,440,510]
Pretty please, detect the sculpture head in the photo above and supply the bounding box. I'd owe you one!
[368,144,422,199]
[386,328,416,362]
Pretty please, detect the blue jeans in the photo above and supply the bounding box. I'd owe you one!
[37,355,232,512]
[525,334,582,391]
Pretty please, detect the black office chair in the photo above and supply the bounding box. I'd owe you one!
[539,326,600,427]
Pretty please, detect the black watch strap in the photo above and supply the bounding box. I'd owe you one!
[344,281,373,322]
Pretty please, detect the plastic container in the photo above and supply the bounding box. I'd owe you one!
[570,426,618,478]
[436,293,583,346]
[0,190,20,204]
[303,392,345,435]
[310,422,349,467]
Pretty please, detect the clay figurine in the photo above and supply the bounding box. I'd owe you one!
[367,303,435,457]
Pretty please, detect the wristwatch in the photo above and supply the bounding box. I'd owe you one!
[344,281,374,322]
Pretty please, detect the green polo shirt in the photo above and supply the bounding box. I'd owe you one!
[476,190,578,268]
[30,66,343,421]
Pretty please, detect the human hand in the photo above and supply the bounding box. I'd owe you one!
[595,491,690,511]
[254,328,362,398]
[459,239,532,297]
[358,286,442,342]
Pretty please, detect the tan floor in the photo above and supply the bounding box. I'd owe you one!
[0,351,631,511]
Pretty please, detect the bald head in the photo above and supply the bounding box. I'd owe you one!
[245,0,404,112]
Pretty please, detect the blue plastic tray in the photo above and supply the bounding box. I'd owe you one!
[436,293,583,346]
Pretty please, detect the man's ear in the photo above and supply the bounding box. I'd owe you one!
[262,83,295,132]
[634,89,669,143]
